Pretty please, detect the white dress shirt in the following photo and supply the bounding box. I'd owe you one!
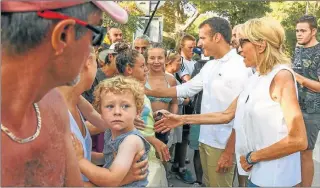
[176,49,251,149]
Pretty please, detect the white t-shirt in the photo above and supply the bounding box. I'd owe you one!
[176,49,250,149]
[177,57,196,80]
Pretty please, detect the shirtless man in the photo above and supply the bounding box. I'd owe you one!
[1,1,146,186]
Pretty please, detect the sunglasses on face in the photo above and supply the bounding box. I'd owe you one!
[37,10,105,46]
[239,38,250,48]
[236,47,243,55]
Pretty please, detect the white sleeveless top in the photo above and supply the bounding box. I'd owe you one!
[234,64,301,186]
[69,109,92,182]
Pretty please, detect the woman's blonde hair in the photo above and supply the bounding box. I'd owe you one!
[165,51,181,67]
[93,75,145,114]
[241,17,290,75]
[176,34,196,53]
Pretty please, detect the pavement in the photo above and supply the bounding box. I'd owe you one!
[168,132,320,187]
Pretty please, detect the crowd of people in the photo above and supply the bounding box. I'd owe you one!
[1,1,319,187]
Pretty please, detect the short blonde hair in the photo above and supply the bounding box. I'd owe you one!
[241,17,290,75]
[165,51,181,67]
[93,75,145,114]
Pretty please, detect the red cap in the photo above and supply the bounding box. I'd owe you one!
[1,1,128,24]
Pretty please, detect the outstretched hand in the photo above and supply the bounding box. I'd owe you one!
[154,110,184,133]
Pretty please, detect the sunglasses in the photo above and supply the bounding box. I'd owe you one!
[167,49,179,57]
[37,10,105,46]
[236,47,243,55]
[239,38,250,48]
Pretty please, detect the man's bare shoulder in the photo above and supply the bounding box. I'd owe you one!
[1,89,70,187]
[39,88,69,130]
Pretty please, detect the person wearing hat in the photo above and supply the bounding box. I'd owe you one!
[1,1,147,186]
[83,44,118,104]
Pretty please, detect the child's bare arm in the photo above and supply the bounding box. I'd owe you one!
[79,135,145,187]
[77,96,109,130]
[91,152,104,166]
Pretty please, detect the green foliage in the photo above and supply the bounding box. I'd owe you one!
[189,0,272,26]
[102,0,320,55]
[163,36,176,50]
[102,2,144,42]
[185,14,211,40]
[157,1,188,33]
[269,1,320,57]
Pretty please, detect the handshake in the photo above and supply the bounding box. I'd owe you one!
[152,110,183,133]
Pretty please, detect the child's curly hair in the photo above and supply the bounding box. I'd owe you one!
[93,75,145,114]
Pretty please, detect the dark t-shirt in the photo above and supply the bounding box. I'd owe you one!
[292,43,320,114]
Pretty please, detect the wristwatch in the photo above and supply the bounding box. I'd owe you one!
[246,151,258,165]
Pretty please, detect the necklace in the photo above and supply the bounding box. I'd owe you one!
[1,103,41,144]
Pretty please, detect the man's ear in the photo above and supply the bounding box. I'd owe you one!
[311,28,317,37]
[51,19,76,56]
[214,33,222,43]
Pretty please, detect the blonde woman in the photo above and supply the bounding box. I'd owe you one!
[154,17,308,187]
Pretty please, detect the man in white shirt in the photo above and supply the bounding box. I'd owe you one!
[146,17,250,187]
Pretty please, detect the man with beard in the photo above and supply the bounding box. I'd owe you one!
[1,1,147,186]
[293,14,320,187]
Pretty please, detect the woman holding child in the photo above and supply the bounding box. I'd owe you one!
[60,47,149,187]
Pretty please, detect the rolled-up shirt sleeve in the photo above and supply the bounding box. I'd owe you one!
[176,72,203,98]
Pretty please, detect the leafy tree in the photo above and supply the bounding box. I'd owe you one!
[158,1,272,48]
[102,2,144,43]
[269,1,320,56]
[189,0,272,27]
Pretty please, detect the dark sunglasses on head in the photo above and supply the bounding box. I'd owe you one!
[167,49,178,57]
[37,10,105,46]
[239,38,250,48]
